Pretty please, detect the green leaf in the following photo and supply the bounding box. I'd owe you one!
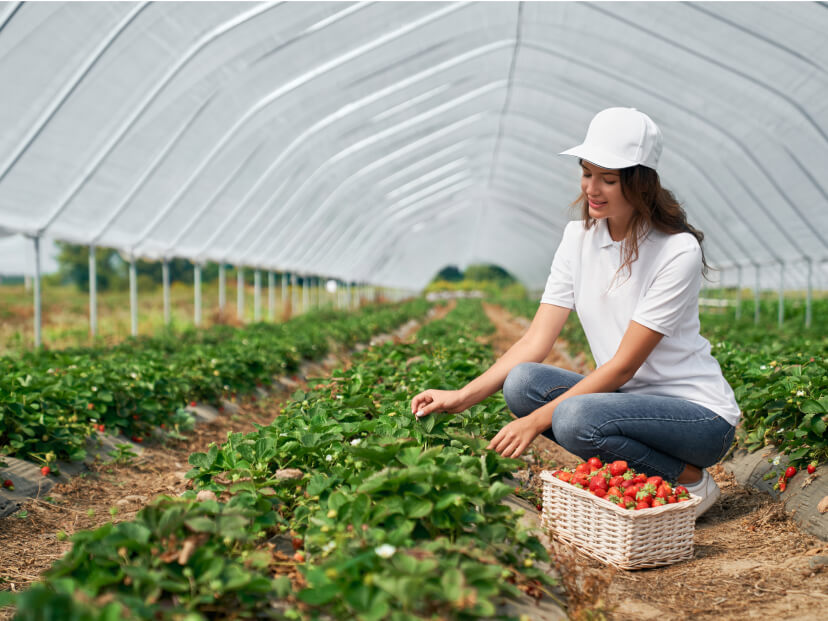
[297,583,339,605]
[440,567,463,602]
[801,399,826,414]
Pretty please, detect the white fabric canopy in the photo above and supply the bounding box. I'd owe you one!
[0,1,826,289]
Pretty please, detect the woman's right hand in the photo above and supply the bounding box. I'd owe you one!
[410,389,470,418]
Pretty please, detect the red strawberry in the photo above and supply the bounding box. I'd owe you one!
[189,401,196,407]
[589,476,609,493]
[807,462,817,475]
[558,471,573,483]
[785,466,796,479]
[616,500,627,509]
[40,466,51,477]
[588,457,603,470]
[620,479,635,489]
[572,473,588,488]
[291,537,303,551]
[633,473,647,484]
[667,495,677,504]
[656,484,672,499]
[575,463,590,475]
[592,488,607,498]
[635,501,651,510]
[608,475,625,488]
[131,436,143,443]
[293,551,305,562]
[653,497,667,506]
[2,479,13,489]
[87,403,94,410]
[674,485,689,499]
[609,460,628,476]
[607,486,623,498]
[646,476,663,488]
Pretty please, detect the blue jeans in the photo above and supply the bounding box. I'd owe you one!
[503,362,736,482]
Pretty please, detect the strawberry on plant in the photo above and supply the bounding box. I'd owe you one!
[808,462,817,475]
[40,466,51,477]
[2,479,13,490]
[189,401,196,407]
[785,466,796,479]
[293,551,305,563]
[131,436,143,443]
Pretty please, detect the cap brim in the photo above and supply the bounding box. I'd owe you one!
[559,144,638,170]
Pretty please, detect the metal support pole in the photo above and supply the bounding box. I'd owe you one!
[778,261,784,328]
[281,271,288,318]
[194,263,202,326]
[806,258,813,328]
[237,266,244,321]
[302,275,309,313]
[735,265,742,321]
[129,257,138,337]
[291,273,299,315]
[162,259,171,325]
[754,264,760,326]
[218,264,226,311]
[33,236,42,348]
[89,245,97,338]
[254,269,262,322]
[268,271,275,321]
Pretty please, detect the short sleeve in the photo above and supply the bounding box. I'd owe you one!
[540,221,581,309]
[631,241,702,337]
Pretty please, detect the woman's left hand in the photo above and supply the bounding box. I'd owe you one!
[486,414,547,458]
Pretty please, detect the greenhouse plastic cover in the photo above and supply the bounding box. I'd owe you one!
[0,1,826,291]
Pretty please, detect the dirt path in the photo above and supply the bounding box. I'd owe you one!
[482,303,828,621]
[0,305,453,615]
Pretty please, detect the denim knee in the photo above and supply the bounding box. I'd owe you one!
[503,362,542,417]
[550,397,590,450]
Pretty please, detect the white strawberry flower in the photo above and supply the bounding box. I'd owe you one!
[130,372,138,379]
[796,390,805,397]
[322,541,336,554]
[350,438,361,446]
[91,386,97,392]
[760,365,767,370]
[772,456,781,465]
[374,544,396,559]
[325,454,333,462]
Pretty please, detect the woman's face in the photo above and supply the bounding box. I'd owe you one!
[580,160,635,238]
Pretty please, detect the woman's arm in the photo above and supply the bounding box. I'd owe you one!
[410,303,571,417]
[486,320,664,458]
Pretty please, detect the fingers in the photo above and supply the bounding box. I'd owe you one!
[410,392,431,414]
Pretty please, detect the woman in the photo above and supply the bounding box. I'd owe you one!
[410,107,740,517]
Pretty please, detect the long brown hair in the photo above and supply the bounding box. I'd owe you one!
[574,162,709,279]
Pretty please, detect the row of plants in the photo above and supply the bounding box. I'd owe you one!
[4,299,556,620]
[0,301,430,467]
[498,295,827,471]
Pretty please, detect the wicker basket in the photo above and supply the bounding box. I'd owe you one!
[540,470,701,570]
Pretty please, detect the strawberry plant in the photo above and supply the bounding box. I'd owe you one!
[7,299,558,620]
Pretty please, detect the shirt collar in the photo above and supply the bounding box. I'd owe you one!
[597,219,616,248]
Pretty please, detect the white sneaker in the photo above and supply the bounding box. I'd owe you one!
[684,469,721,518]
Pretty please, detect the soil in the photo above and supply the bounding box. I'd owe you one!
[482,302,828,621]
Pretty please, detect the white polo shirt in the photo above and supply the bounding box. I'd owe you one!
[541,219,741,427]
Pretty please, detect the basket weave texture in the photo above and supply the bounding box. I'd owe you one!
[540,470,701,570]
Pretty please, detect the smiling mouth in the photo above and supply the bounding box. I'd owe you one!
[588,200,607,208]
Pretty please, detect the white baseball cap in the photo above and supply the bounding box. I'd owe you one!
[559,107,663,171]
